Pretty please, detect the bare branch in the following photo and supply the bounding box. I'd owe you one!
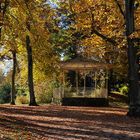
[114,0,125,19]
[91,29,117,45]
[90,10,117,45]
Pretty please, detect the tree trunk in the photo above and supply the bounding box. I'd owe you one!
[125,0,140,117]
[10,51,16,105]
[0,1,3,39]
[0,0,9,39]
[26,34,38,106]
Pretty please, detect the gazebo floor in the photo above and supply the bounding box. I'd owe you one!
[62,97,109,107]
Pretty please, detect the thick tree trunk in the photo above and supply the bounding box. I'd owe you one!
[10,51,16,105]
[26,34,38,106]
[125,0,140,117]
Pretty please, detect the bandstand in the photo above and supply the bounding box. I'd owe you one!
[53,57,112,106]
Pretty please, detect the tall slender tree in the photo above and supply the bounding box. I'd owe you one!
[0,0,18,105]
[10,50,17,105]
[26,20,37,106]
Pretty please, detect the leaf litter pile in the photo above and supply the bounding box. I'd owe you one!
[0,105,140,140]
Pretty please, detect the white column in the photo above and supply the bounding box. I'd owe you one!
[105,69,108,99]
[83,71,86,96]
[95,71,97,90]
[76,71,79,95]
[62,71,65,98]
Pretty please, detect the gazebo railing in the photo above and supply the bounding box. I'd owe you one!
[63,87,92,97]
[63,87,107,98]
[52,86,108,103]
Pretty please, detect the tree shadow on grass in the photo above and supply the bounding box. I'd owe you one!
[0,115,139,140]
[0,105,140,139]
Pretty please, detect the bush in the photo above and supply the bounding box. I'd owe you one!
[16,95,29,104]
[35,83,53,104]
[36,91,53,104]
[15,87,29,105]
[0,84,11,104]
[119,84,128,95]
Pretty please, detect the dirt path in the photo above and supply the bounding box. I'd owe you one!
[0,105,140,140]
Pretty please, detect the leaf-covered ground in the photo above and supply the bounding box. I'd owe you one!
[0,105,140,140]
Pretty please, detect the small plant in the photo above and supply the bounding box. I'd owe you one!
[52,80,61,88]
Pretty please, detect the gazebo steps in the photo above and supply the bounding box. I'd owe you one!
[62,97,109,107]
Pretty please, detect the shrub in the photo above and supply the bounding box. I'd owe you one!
[16,95,29,104]
[35,81,54,104]
[15,87,29,105]
[0,84,11,104]
[36,91,53,104]
[119,84,128,95]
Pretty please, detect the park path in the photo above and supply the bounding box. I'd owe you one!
[0,105,140,140]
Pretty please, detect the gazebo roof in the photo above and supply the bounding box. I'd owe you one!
[60,56,113,70]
